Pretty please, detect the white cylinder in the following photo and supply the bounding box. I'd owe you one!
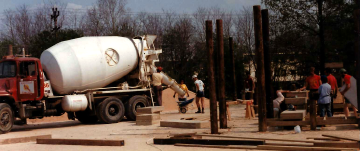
[160,72,185,96]
[40,36,140,94]
[62,95,88,112]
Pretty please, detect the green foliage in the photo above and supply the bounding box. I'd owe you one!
[28,29,83,58]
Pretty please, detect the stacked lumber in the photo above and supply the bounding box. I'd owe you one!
[136,106,164,125]
[157,133,359,151]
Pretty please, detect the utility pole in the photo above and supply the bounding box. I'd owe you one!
[229,37,237,101]
[206,20,219,134]
[354,7,360,119]
[51,7,60,33]
[318,0,325,74]
[253,5,267,132]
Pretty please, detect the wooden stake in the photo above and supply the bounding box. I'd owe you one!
[206,20,219,134]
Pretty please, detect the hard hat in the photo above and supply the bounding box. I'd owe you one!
[192,75,197,79]
[339,68,347,73]
[157,66,163,72]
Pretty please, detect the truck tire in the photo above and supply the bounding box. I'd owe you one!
[96,97,125,124]
[125,95,149,121]
[75,111,98,124]
[0,103,13,134]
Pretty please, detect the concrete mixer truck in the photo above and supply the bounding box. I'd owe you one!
[0,35,185,133]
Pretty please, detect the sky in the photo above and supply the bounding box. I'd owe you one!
[0,0,263,15]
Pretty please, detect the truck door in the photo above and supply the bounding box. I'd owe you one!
[18,61,38,101]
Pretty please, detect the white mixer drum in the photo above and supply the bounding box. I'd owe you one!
[40,36,139,94]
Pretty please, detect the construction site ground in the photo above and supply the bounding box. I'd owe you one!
[0,89,359,151]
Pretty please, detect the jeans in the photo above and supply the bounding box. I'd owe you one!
[319,103,332,117]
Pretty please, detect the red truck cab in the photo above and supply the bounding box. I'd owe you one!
[0,56,44,102]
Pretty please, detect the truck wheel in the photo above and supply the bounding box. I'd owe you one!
[75,112,98,124]
[0,103,13,134]
[96,97,125,123]
[125,95,149,121]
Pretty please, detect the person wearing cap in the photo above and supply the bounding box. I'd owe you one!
[324,68,338,115]
[339,68,358,119]
[192,75,205,113]
[318,75,332,117]
[152,67,164,106]
[299,67,322,93]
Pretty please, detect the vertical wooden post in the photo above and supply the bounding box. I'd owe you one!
[229,37,237,101]
[261,9,274,118]
[310,93,317,130]
[206,20,219,134]
[253,5,267,132]
[354,10,360,116]
[217,19,227,128]
[8,45,13,56]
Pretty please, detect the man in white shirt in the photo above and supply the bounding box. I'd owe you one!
[193,75,205,113]
[152,67,163,106]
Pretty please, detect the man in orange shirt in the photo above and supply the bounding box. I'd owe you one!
[324,68,338,115]
[339,68,358,118]
[299,67,322,93]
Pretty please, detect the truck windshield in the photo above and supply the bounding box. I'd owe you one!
[0,61,16,78]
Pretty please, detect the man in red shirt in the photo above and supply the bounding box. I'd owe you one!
[299,67,322,93]
[324,68,338,115]
[339,68,358,118]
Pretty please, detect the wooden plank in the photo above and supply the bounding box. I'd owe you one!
[286,91,309,98]
[170,132,197,137]
[136,120,159,125]
[306,137,340,141]
[280,110,306,120]
[265,142,313,147]
[226,101,239,105]
[160,120,210,129]
[325,62,343,68]
[137,106,164,114]
[316,117,359,125]
[314,142,360,148]
[196,134,316,143]
[258,145,357,151]
[285,98,307,105]
[322,134,360,142]
[174,143,258,150]
[136,114,160,121]
[36,138,124,146]
[267,120,310,127]
[0,134,51,145]
[153,138,264,146]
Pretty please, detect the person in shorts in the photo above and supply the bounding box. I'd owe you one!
[318,75,332,117]
[193,75,205,113]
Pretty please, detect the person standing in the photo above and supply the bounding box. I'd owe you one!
[173,80,190,101]
[318,75,332,117]
[299,67,322,93]
[339,68,359,119]
[193,75,205,113]
[244,72,255,100]
[324,68,338,115]
[152,67,164,106]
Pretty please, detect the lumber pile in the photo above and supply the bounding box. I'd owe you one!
[136,106,164,125]
[280,110,306,120]
[36,138,124,146]
[156,133,360,151]
[160,120,209,129]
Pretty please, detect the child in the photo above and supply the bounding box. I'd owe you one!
[318,75,332,117]
[173,80,190,101]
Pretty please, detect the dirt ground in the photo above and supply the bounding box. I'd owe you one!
[1,90,359,151]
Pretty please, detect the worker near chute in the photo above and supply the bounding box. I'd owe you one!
[173,80,190,101]
[152,67,164,106]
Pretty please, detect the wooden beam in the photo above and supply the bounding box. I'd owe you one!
[229,37,237,101]
[170,132,197,137]
[314,142,360,148]
[265,142,313,147]
[0,134,51,145]
[257,145,357,151]
[266,119,310,127]
[306,137,340,141]
[316,117,359,125]
[36,139,124,146]
[196,134,316,143]
[253,5,267,132]
[322,134,360,142]
[153,138,264,146]
[174,144,257,150]
[206,20,219,134]
[284,98,307,105]
[280,110,306,120]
